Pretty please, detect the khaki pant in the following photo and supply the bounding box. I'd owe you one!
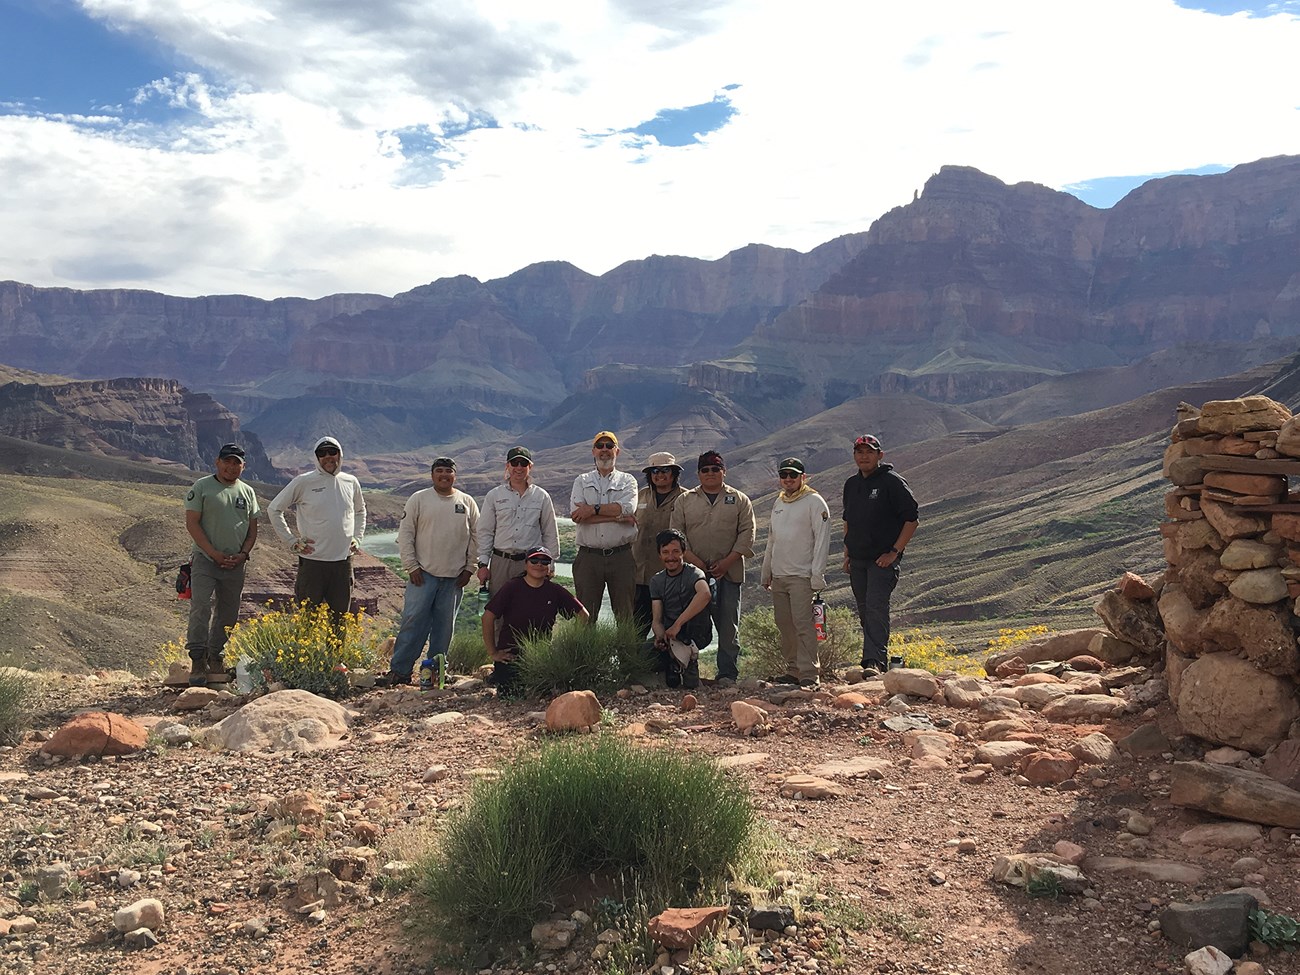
[572,546,636,624]
[771,575,818,681]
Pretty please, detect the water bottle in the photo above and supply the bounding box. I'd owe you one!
[419,656,435,691]
[812,593,827,642]
[478,583,490,616]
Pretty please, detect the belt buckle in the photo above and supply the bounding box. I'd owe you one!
[601,547,615,557]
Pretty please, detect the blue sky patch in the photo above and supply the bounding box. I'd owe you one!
[1063,163,1231,208]
[1173,1,1300,15]
[0,0,182,117]
[625,93,737,147]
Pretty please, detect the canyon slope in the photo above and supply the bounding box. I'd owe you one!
[2,155,1298,466]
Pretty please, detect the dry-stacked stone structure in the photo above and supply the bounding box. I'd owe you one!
[1160,395,1300,758]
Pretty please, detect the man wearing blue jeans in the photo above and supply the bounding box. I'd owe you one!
[842,435,918,675]
[382,458,480,687]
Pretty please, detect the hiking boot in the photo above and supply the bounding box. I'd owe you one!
[206,655,231,683]
[375,672,411,688]
[682,659,700,690]
[188,659,208,687]
[713,676,735,689]
[770,674,799,686]
[798,677,821,689]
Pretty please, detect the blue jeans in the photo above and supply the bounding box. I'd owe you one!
[849,556,901,668]
[389,576,463,682]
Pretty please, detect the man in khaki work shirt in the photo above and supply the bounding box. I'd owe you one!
[670,450,755,685]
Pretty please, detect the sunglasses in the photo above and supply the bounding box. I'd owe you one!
[526,556,552,565]
[698,465,723,474]
[647,467,675,475]
[594,441,616,449]
[508,458,531,467]
[778,471,802,479]
[315,446,340,456]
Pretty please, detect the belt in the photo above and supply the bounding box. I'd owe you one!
[579,543,631,556]
[492,548,527,561]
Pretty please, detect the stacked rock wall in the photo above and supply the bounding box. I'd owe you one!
[1159,395,1300,754]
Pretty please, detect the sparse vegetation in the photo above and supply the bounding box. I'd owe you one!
[515,617,655,696]
[1250,908,1300,949]
[447,631,489,675]
[1025,872,1065,900]
[0,666,39,745]
[418,734,755,949]
[225,601,386,698]
[739,605,861,678]
[890,629,982,675]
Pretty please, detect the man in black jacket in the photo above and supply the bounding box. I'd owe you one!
[842,434,919,674]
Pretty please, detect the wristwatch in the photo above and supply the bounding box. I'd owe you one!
[889,547,901,554]
[594,504,602,515]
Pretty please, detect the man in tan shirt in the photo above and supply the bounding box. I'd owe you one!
[670,450,755,684]
[381,457,480,686]
[632,451,686,637]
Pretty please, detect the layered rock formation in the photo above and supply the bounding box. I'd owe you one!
[1157,396,1300,758]
[5,156,1300,457]
[0,376,279,481]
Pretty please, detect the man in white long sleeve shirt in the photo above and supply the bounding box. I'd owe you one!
[476,445,560,598]
[381,457,479,686]
[267,436,366,616]
[761,457,831,687]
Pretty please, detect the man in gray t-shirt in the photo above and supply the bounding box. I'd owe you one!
[648,530,713,688]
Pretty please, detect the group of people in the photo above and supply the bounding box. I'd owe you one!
[181,428,918,693]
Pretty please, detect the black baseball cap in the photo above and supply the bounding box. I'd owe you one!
[217,443,246,459]
[430,457,457,470]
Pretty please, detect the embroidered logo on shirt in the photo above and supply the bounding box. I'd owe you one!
[186,490,195,501]
[455,503,467,513]
[235,496,248,509]
[869,489,879,500]
[724,495,736,505]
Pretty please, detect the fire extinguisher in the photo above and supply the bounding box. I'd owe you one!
[812,592,827,642]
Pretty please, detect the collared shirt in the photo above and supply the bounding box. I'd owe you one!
[669,484,756,584]
[477,482,559,563]
[633,484,686,584]
[569,469,638,549]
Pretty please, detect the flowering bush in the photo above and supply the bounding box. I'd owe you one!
[889,629,982,675]
[225,602,385,698]
[985,624,1050,656]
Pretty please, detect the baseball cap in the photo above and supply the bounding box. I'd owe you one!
[525,545,553,561]
[217,443,246,459]
[430,457,457,470]
[506,445,533,462]
[777,457,805,474]
[854,435,883,451]
[593,431,619,447]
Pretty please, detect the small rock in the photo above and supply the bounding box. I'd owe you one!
[647,906,729,949]
[123,926,160,950]
[1118,723,1169,758]
[422,764,449,783]
[680,694,697,713]
[731,701,768,733]
[1183,945,1232,975]
[117,867,143,888]
[9,916,38,934]
[113,898,165,933]
[545,691,602,733]
[532,919,578,950]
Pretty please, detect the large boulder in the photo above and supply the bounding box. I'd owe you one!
[1200,597,1300,676]
[984,628,1104,676]
[545,690,603,733]
[206,690,356,753]
[40,712,148,758]
[1176,653,1300,753]
[1093,590,1164,655]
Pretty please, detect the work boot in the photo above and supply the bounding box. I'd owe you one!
[206,654,231,683]
[188,658,208,687]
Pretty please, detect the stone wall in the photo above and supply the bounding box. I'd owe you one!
[1158,395,1300,755]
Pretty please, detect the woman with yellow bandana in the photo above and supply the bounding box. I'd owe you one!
[760,458,832,687]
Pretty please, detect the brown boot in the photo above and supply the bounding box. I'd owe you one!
[206,654,231,683]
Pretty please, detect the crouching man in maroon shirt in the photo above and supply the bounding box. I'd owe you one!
[481,546,589,695]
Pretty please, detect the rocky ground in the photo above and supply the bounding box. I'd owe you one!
[1,659,1298,975]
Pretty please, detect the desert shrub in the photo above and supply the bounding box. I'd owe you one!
[419,734,755,948]
[225,602,384,697]
[890,629,982,675]
[0,667,39,745]
[739,605,860,678]
[1250,908,1300,949]
[516,617,654,695]
[447,631,489,675]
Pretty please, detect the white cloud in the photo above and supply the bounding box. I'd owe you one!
[1,0,1298,298]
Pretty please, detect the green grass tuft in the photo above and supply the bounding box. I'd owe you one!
[516,617,655,696]
[738,605,860,679]
[447,631,489,675]
[0,667,39,745]
[418,734,755,949]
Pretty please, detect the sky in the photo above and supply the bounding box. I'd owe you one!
[1,0,1299,300]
